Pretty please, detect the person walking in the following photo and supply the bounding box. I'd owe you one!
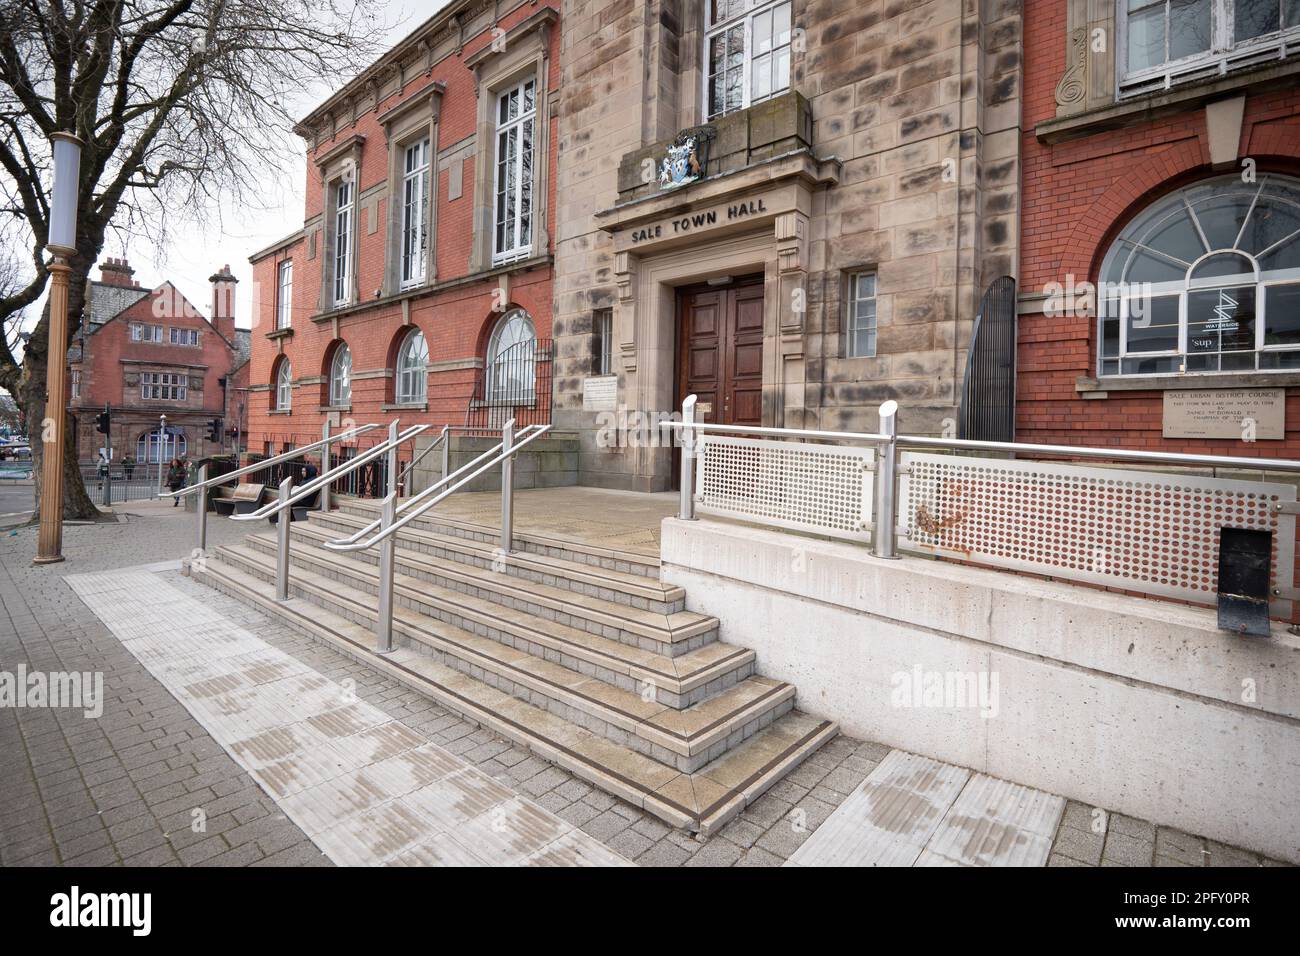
[166,456,186,506]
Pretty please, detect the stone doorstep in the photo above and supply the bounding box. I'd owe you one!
[336,499,662,579]
[192,559,837,834]
[213,544,794,768]
[282,520,712,648]
[248,527,714,660]
[309,509,682,612]
[239,531,752,705]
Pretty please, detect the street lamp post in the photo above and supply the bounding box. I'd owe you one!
[156,414,167,497]
[34,131,83,565]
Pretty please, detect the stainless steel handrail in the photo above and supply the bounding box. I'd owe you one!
[396,425,449,492]
[325,422,552,553]
[163,422,380,498]
[233,423,429,522]
[325,423,545,549]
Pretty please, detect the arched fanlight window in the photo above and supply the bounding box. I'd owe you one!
[275,359,292,411]
[136,427,186,464]
[1098,174,1300,376]
[329,343,352,406]
[396,328,428,405]
[486,309,536,403]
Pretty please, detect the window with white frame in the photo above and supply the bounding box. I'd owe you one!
[592,308,613,376]
[169,327,198,346]
[277,260,293,329]
[493,78,536,264]
[140,371,188,401]
[137,427,186,464]
[275,360,292,411]
[333,179,354,306]
[1119,0,1300,94]
[70,369,80,400]
[130,323,163,343]
[486,309,536,403]
[401,139,431,287]
[329,343,352,406]
[395,328,428,404]
[846,272,878,358]
[705,0,793,121]
[1098,174,1300,376]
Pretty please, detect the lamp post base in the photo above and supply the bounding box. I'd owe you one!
[32,555,67,565]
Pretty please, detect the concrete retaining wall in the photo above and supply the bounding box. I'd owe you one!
[660,517,1300,863]
[409,433,579,495]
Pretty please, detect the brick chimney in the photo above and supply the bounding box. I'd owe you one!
[99,257,136,287]
[209,264,238,341]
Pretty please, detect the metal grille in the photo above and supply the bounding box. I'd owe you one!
[958,275,1016,442]
[898,452,1297,614]
[695,435,874,542]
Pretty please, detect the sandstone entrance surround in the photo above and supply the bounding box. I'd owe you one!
[593,147,841,490]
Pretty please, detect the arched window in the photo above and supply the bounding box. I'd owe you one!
[1098,174,1300,376]
[395,328,428,405]
[136,427,186,464]
[329,343,352,406]
[275,359,292,411]
[486,309,536,403]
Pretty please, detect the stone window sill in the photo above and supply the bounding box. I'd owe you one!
[1077,371,1300,395]
[268,409,292,416]
[382,402,427,412]
[1036,59,1300,144]
[267,327,294,340]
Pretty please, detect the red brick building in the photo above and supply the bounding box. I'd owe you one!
[247,0,559,459]
[70,258,251,466]
[1020,1,1300,456]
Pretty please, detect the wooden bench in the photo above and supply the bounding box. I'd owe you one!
[211,482,265,516]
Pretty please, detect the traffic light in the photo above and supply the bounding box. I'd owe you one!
[94,405,111,434]
[207,419,222,443]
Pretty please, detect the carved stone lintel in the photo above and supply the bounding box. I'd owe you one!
[775,211,809,274]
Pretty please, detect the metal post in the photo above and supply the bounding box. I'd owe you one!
[319,419,332,512]
[386,419,399,497]
[103,408,113,508]
[34,263,73,562]
[195,463,208,553]
[679,395,697,521]
[376,491,396,654]
[874,400,899,559]
[500,419,515,554]
[440,425,450,485]
[275,475,293,601]
[155,414,167,498]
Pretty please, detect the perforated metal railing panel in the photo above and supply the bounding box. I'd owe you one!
[695,435,874,542]
[898,452,1297,614]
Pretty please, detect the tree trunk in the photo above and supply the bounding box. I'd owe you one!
[24,258,102,522]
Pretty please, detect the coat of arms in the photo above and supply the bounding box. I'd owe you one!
[658,127,715,190]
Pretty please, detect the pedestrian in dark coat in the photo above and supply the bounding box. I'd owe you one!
[166,457,186,506]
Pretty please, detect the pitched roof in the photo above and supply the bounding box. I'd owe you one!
[85,280,150,328]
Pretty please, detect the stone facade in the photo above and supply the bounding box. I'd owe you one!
[552,0,1023,491]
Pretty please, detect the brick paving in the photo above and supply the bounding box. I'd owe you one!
[0,501,1288,866]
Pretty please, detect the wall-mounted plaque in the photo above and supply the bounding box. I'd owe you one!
[1162,388,1285,440]
[582,375,618,412]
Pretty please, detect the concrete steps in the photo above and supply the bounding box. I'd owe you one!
[216,540,791,772]
[337,498,663,580]
[192,554,836,835]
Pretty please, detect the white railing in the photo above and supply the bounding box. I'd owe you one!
[668,397,1300,620]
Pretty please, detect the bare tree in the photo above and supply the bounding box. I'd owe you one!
[0,0,381,519]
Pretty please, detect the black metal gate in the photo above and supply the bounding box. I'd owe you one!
[958,275,1017,442]
[466,338,553,430]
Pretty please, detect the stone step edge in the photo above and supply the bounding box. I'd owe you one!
[280,522,713,644]
[310,508,681,605]
[242,531,749,698]
[191,558,836,835]
[219,542,790,759]
[336,499,662,575]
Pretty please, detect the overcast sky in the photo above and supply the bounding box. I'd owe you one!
[37,0,452,342]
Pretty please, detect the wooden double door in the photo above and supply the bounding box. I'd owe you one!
[676,275,765,426]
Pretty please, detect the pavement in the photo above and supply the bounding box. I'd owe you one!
[0,502,1289,867]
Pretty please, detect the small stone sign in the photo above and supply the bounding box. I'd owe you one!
[582,375,618,412]
[1162,388,1285,440]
